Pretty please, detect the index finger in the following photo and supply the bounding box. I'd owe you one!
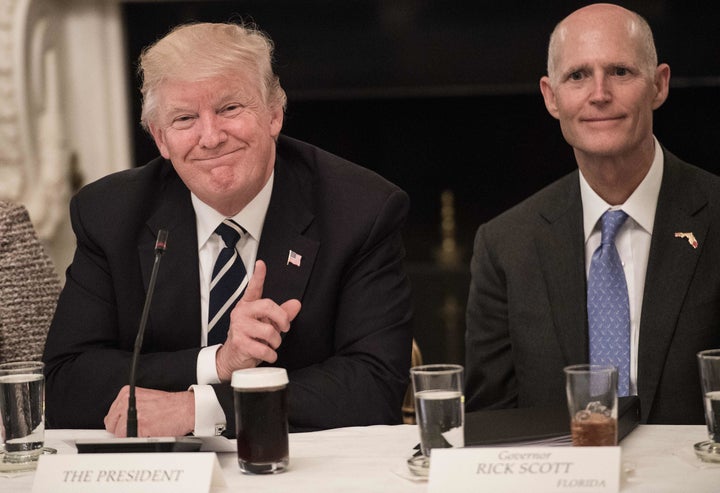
[241,259,266,302]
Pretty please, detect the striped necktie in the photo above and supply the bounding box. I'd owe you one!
[587,210,631,396]
[208,219,248,346]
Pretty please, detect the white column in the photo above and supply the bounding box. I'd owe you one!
[0,0,132,276]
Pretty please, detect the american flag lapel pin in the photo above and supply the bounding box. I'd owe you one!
[287,250,302,267]
[674,232,698,249]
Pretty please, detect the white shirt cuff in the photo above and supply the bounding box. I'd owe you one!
[190,384,227,436]
[197,344,222,384]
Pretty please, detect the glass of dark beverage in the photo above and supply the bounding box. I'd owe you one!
[564,364,618,446]
[695,349,720,463]
[231,367,289,474]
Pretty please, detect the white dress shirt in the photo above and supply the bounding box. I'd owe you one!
[189,172,273,435]
[579,137,663,395]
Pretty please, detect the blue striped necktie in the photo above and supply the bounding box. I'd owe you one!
[208,219,248,346]
[587,210,630,396]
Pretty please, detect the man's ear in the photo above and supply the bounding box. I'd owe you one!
[652,63,671,110]
[269,104,284,138]
[539,76,560,120]
[149,124,170,159]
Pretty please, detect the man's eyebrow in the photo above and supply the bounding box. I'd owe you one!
[560,60,638,76]
[164,96,237,115]
[166,106,190,114]
[561,64,590,76]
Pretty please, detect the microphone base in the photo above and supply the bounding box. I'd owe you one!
[75,436,203,454]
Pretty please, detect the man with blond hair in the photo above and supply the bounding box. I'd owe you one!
[465,4,720,424]
[44,22,413,436]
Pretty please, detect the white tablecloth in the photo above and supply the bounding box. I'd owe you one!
[2,425,720,492]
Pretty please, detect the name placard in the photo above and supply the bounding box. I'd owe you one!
[428,446,620,493]
[32,452,226,493]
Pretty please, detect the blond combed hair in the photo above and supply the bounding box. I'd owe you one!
[138,22,287,130]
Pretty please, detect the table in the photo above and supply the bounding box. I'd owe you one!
[619,425,720,492]
[2,425,719,492]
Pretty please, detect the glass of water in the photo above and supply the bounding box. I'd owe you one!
[409,364,464,473]
[696,349,720,463]
[0,361,45,465]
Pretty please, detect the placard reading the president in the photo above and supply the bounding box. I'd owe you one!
[32,452,225,493]
[428,446,620,493]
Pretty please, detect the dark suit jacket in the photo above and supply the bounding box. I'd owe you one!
[43,135,413,433]
[465,149,720,424]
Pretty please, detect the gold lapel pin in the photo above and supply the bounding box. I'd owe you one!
[674,232,698,249]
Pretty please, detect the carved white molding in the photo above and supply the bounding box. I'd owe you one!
[61,0,131,185]
[0,0,131,274]
[0,0,70,239]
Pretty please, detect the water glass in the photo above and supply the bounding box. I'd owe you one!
[695,349,720,462]
[0,361,45,464]
[411,364,464,459]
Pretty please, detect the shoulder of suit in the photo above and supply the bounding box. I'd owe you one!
[74,157,174,200]
[662,148,720,199]
[482,171,579,229]
[276,134,406,197]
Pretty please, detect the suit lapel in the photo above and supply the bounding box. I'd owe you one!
[637,151,708,420]
[135,150,320,348]
[257,154,319,304]
[535,173,589,366]
[138,165,201,349]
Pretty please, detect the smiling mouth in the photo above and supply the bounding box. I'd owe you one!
[194,149,243,162]
[582,116,624,123]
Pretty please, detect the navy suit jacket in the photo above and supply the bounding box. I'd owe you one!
[43,135,413,433]
[465,149,720,424]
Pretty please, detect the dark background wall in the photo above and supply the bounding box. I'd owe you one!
[121,1,720,364]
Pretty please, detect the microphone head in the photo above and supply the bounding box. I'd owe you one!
[155,229,169,254]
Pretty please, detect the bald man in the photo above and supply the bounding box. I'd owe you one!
[465,3,720,424]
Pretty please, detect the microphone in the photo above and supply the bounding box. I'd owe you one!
[76,229,201,453]
[127,229,168,437]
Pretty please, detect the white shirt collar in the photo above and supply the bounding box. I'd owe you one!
[191,171,274,248]
[580,136,664,241]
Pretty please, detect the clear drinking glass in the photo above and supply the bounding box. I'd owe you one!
[695,349,720,462]
[408,364,464,475]
[0,361,45,465]
[564,364,618,446]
